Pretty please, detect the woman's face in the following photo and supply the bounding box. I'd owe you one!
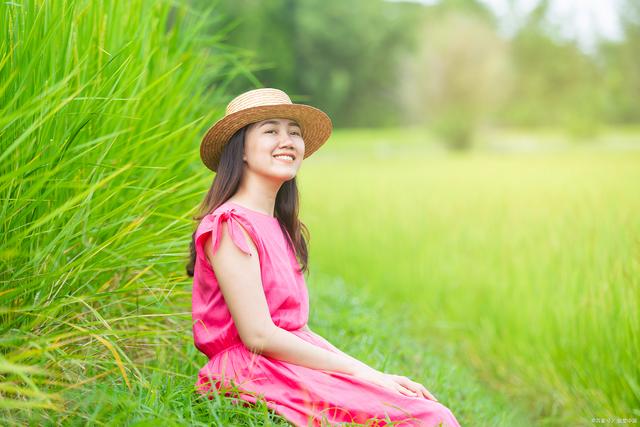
[243,118,305,181]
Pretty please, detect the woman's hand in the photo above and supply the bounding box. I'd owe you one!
[386,373,439,402]
[352,367,438,401]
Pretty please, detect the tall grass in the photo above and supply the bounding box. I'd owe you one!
[2,2,522,425]
[0,0,251,420]
[300,129,640,426]
[5,1,635,425]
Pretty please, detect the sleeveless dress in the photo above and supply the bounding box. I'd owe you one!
[191,200,461,427]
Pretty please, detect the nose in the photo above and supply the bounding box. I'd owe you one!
[278,132,295,147]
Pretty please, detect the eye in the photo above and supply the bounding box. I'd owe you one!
[291,130,301,136]
[265,129,277,134]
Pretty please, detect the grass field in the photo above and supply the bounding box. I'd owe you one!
[3,270,533,426]
[3,1,639,425]
[300,128,640,426]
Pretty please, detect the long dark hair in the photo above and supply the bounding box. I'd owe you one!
[186,124,310,277]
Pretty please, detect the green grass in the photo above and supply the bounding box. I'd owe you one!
[1,0,257,422]
[3,1,638,425]
[6,271,532,426]
[306,273,533,426]
[300,129,640,426]
[2,1,515,425]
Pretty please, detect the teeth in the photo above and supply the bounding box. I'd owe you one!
[274,155,294,161]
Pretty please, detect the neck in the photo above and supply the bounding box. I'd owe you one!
[231,172,283,217]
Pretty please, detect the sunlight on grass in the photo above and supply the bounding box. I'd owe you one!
[0,0,247,422]
[300,129,640,425]
[4,1,638,425]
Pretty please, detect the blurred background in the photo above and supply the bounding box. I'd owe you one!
[2,0,638,426]
[203,0,640,148]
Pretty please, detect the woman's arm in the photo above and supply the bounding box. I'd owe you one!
[299,324,380,374]
[300,324,438,401]
[206,221,377,377]
[256,326,376,376]
[206,220,437,400]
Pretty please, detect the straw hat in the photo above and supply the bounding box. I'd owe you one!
[200,88,333,172]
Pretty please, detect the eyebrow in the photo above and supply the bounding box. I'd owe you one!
[259,120,301,129]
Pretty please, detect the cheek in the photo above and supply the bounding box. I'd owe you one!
[246,138,275,163]
[249,149,283,173]
[296,139,305,156]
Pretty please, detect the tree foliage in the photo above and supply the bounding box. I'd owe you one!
[200,0,639,146]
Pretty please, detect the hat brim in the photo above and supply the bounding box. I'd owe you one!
[200,103,333,172]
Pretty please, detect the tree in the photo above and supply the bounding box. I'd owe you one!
[209,0,419,127]
[398,7,513,150]
[596,0,640,124]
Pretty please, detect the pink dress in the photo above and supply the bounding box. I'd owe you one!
[192,200,461,427]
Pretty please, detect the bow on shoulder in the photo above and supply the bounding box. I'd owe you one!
[211,208,253,257]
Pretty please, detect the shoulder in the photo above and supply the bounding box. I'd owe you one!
[195,204,264,261]
[197,204,244,233]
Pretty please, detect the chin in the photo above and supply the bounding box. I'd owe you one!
[276,172,297,181]
[264,169,297,182]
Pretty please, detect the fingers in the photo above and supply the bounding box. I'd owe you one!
[409,379,438,401]
[391,376,420,397]
[419,385,438,402]
[394,383,418,397]
[391,375,439,401]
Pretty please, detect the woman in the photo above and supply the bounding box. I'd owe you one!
[186,88,461,426]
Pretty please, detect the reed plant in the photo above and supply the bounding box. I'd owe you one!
[0,0,253,421]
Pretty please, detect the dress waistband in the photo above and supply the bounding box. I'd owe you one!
[211,341,246,359]
[209,327,309,359]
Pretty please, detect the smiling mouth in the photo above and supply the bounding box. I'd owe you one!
[273,154,295,162]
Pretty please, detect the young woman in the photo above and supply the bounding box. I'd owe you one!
[186,88,461,426]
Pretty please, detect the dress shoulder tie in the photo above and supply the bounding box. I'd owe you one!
[211,208,252,256]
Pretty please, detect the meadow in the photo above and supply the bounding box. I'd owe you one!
[1,2,517,423]
[301,128,640,426]
[3,1,638,425]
